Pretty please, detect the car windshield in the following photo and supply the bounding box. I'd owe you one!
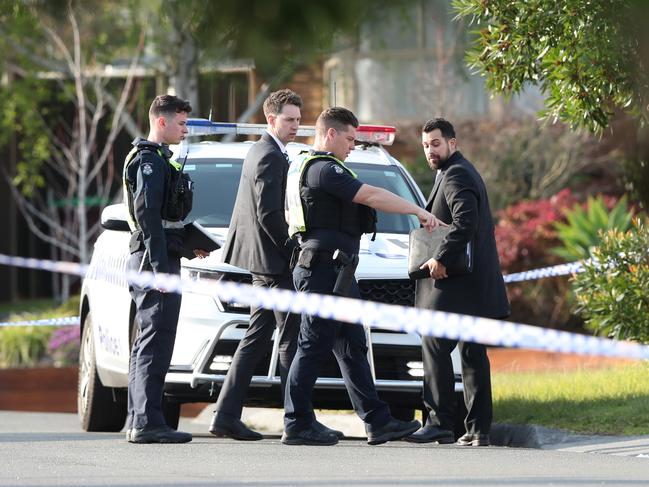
[185,158,421,234]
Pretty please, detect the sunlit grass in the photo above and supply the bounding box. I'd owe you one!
[493,362,649,435]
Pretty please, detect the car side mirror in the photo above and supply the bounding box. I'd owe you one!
[101,204,130,232]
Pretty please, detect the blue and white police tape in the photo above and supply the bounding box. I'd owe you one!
[1,252,647,360]
[0,316,80,328]
[503,261,585,283]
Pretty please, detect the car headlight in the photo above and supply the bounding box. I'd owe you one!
[183,267,251,313]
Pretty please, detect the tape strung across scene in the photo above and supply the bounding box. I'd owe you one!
[1,253,647,361]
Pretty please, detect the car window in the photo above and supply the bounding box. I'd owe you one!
[184,158,243,227]
[186,158,420,234]
[347,163,421,234]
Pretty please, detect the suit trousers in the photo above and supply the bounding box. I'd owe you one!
[126,250,182,430]
[215,272,299,418]
[421,336,492,434]
[283,260,391,434]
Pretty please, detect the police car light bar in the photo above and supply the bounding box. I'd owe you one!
[186,119,315,137]
[186,119,396,145]
[355,125,396,146]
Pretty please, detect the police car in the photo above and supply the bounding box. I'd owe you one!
[78,120,464,433]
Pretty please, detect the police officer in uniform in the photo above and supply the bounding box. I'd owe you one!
[283,107,443,446]
[123,95,208,444]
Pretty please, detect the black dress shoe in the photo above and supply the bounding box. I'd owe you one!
[129,425,192,444]
[403,424,455,444]
[315,420,344,439]
[456,432,490,446]
[366,418,421,445]
[281,427,339,446]
[209,412,262,441]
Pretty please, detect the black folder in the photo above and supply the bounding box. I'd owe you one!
[408,226,472,280]
[179,221,221,259]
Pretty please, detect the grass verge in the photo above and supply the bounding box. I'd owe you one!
[492,362,649,435]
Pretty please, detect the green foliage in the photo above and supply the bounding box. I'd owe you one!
[572,219,649,342]
[0,295,80,368]
[0,326,53,368]
[452,0,649,132]
[553,195,634,261]
[493,363,649,435]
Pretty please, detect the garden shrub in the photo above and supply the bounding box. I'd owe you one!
[572,219,649,342]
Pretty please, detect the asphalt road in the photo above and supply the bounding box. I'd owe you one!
[1,411,648,487]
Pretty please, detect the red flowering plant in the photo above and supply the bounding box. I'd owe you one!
[495,189,579,329]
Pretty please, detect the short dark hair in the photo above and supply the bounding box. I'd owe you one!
[316,107,359,136]
[422,118,456,139]
[149,95,192,119]
[263,89,303,118]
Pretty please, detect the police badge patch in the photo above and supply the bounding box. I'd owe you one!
[141,163,153,175]
[332,164,344,174]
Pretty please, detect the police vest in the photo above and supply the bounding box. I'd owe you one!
[286,152,376,239]
[122,142,193,232]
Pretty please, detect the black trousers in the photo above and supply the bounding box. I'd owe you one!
[126,249,182,430]
[421,336,492,434]
[283,260,391,434]
[214,272,300,418]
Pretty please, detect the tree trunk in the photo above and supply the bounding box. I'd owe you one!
[169,20,200,110]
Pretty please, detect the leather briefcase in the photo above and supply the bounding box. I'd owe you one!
[408,226,473,280]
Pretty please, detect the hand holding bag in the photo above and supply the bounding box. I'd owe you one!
[408,226,472,279]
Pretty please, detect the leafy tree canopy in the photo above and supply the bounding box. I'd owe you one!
[453,0,649,132]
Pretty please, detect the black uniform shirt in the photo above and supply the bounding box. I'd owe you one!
[302,159,363,254]
[125,142,177,274]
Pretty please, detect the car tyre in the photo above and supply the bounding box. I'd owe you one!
[77,312,127,432]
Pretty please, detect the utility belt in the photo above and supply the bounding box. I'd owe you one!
[293,247,359,297]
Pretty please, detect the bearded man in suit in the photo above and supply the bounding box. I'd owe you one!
[406,118,510,447]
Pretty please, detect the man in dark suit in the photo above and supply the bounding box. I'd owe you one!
[209,89,305,440]
[405,118,510,447]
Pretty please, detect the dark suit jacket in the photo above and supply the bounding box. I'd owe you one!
[222,132,295,275]
[415,151,510,319]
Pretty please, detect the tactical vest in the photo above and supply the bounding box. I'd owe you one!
[122,141,193,232]
[286,151,376,239]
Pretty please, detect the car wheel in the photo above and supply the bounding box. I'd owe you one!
[77,312,127,432]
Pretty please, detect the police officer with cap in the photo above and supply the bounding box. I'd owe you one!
[123,94,208,443]
[283,107,443,446]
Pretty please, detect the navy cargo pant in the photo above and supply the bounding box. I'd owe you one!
[284,257,391,434]
[126,249,182,430]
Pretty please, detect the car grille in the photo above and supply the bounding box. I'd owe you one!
[358,279,415,306]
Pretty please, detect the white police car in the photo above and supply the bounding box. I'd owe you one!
[77,120,464,433]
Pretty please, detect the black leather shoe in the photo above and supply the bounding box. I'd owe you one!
[404,424,455,444]
[456,432,490,446]
[366,418,421,445]
[281,427,339,446]
[315,420,344,439]
[209,412,262,441]
[129,425,192,444]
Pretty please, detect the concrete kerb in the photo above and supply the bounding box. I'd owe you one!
[192,406,649,457]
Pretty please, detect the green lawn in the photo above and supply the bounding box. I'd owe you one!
[492,363,649,435]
